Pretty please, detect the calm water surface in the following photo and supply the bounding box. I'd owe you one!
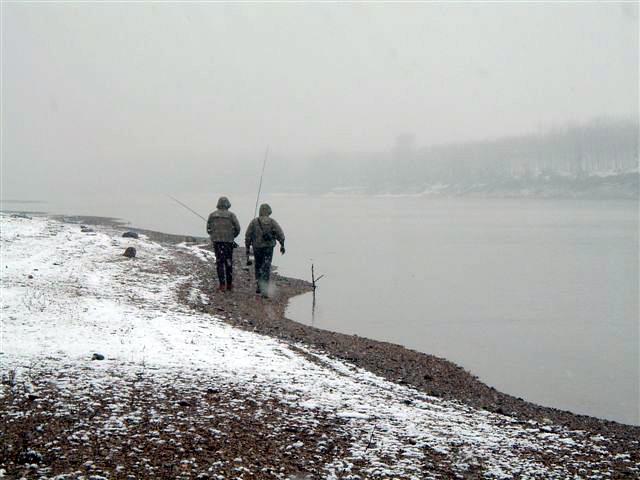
[4,194,638,425]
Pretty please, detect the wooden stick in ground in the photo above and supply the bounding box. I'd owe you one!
[311,263,325,291]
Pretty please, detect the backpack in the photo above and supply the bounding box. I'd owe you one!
[257,218,274,242]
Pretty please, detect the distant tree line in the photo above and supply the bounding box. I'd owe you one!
[274,118,638,194]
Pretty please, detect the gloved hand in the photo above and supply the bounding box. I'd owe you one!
[246,256,253,266]
[280,245,286,255]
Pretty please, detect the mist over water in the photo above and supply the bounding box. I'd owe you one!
[2,3,638,202]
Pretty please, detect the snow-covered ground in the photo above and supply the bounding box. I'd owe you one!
[1,214,637,479]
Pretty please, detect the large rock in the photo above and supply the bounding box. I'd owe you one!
[122,231,139,239]
[123,247,136,258]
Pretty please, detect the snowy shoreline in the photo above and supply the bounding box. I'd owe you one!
[1,213,639,479]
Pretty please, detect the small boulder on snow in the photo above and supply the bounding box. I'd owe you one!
[92,353,105,361]
[122,231,139,239]
[123,247,136,258]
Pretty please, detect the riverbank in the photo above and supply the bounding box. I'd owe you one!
[1,213,638,478]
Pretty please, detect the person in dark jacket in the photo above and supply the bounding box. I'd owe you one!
[207,196,241,291]
[245,203,285,296]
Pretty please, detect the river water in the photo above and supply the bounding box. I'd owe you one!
[3,193,638,425]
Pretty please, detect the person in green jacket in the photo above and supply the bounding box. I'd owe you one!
[207,196,241,291]
[245,203,285,296]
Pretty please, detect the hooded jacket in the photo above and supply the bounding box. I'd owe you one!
[207,197,241,243]
[245,203,285,250]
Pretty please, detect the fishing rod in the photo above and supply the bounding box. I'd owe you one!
[253,146,269,218]
[167,195,207,221]
[245,146,270,267]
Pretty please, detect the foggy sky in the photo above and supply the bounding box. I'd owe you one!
[2,2,638,199]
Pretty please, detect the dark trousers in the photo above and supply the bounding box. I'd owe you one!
[213,242,234,286]
[253,246,273,291]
